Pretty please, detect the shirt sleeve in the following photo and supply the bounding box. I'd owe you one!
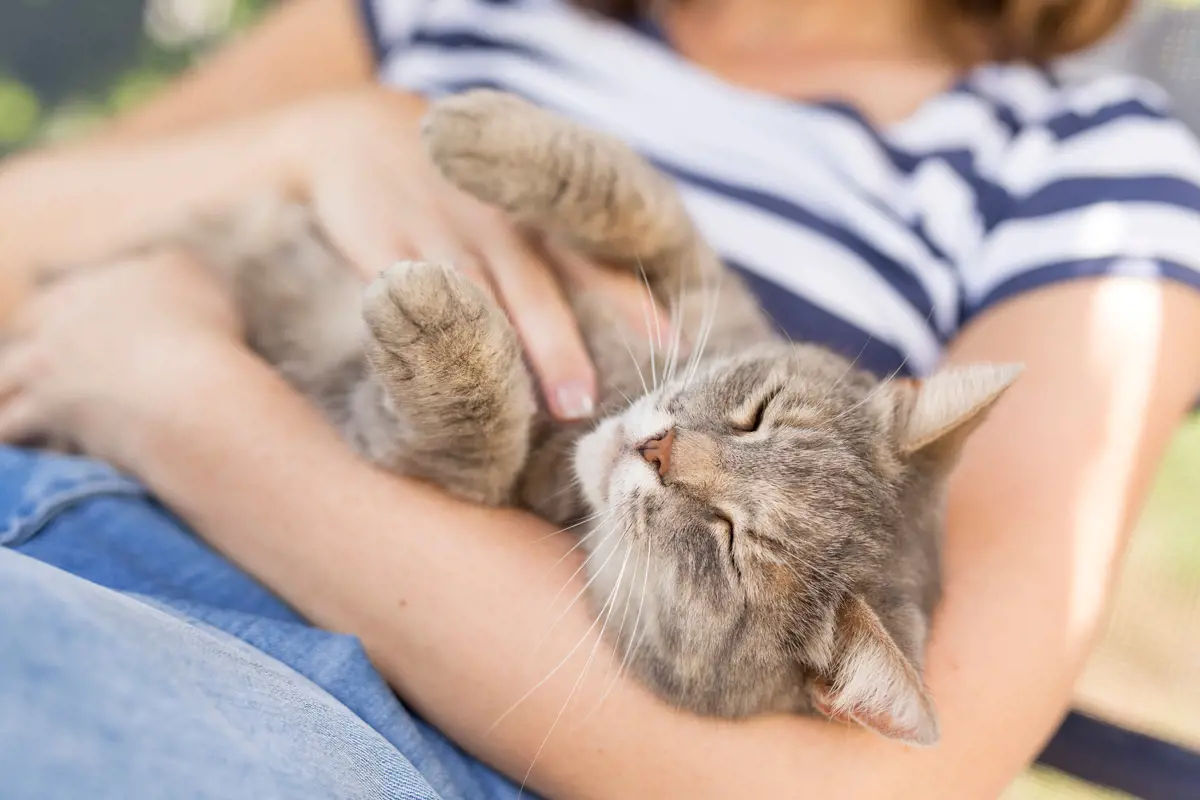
[960,76,1200,322]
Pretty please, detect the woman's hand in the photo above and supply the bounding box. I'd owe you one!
[0,250,243,469]
[282,87,667,420]
[1,83,666,423]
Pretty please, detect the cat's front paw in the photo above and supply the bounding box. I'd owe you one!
[360,259,535,506]
[363,259,515,383]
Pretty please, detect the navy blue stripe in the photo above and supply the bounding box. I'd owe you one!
[909,217,949,263]
[966,256,1200,325]
[809,100,921,173]
[1046,98,1170,140]
[1037,710,1200,800]
[1012,176,1200,222]
[651,160,938,326]
[630,14,669,44]
[415,70,946,331]
[950,79,1025,136]
[811,102,1013,232]
[434,78,511,97]
[409,28,561,66]
[923,148,1013,230]
[750,100,954,281]
[731,261,912,379]
[356,0,387,63]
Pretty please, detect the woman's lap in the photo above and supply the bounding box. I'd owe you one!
[0,446,523,800]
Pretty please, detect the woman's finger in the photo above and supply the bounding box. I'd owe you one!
[409,230,493,295]
[549,240,674,350]
[316,183,424,281]
[477,230,597,421]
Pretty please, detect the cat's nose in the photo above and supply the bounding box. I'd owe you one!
[636,427,675,478]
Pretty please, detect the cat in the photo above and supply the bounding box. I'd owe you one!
[168,89,1021,747]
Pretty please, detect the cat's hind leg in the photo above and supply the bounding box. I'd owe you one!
[353,260,536,506]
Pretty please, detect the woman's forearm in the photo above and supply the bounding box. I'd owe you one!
[123,278,1200,800]
[125,342,873,800]
[0,110,304,278]
[114,339,1072,800]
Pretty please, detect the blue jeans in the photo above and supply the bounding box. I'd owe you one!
[0,447,525,800]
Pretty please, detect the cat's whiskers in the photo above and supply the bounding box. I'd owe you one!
[531,506,613,545]
[821,304,930,420]
[587,505,653,718]
[685,252,725,388]
[540,514,620,617]
[534,510,631,656]
[490,514,633,741]
[571,539,635,712]
[635,259,662,391]
[615,324,650,396]
[824,356,910,428]
[683,276,721,388]
[540,478,581,505]
[814,335,874,408]
[679,268,710,388]
[516,542,634,796]
[538,514,612,582]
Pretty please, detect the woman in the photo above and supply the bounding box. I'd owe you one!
[2,0,1199,797]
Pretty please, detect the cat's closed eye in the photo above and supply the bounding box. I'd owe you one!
[732,388,779,433]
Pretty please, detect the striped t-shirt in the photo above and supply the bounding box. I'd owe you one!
[360,0,1200,377]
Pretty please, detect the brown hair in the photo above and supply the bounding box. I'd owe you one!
[570,0,1131,64]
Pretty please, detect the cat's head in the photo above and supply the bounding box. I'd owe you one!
[572,342,1020,746]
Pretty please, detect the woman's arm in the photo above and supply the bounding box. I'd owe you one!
[0,0,375,302]
[94,0,374,142]
[113,275,1200,799]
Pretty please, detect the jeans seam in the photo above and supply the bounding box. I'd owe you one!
[0,479,146,548]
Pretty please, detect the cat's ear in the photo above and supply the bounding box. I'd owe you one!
[811,595,939,746]
[889,364,1022,459]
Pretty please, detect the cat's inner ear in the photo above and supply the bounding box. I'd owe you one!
[891,364,1022,458]
[810,595,940,747]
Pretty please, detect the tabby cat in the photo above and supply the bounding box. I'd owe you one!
[172,89,1021,747]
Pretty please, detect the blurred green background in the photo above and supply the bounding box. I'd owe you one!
[0,0,272,154]
[3,1,1198,797]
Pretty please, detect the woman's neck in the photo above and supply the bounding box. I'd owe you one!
[662,0,945,61]
[658,0,967,126]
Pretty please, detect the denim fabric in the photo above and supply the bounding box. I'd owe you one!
[0,447,527,800]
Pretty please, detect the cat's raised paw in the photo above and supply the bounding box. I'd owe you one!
[364,260,490,350]
[362,259,518,389]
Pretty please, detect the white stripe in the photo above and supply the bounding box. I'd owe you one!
[908,160,985,267]
[996,118,1200,196]
[385,43,960,332]
[413,0,904,195]
[965,203,1200,301]
[1047,73,1171,119]
[681,188,942,372]
[889,92,1013,173]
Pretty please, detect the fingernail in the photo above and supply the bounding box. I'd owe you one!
[554,381,596,421]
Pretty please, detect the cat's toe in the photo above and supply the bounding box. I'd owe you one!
[363,260,491,352]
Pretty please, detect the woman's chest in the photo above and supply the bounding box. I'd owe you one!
[380,2,972,375]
